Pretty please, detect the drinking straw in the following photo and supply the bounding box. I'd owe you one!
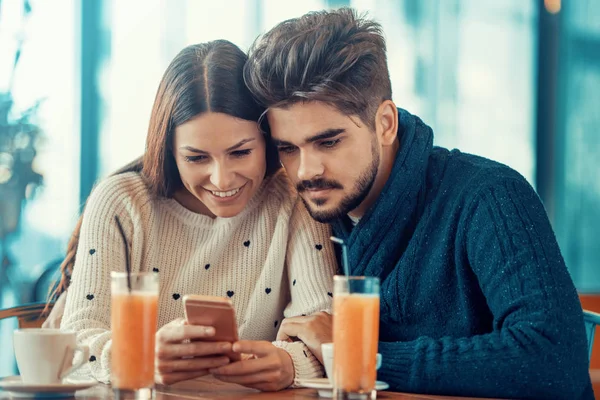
[114,215,132,293]
[329,236,350,277]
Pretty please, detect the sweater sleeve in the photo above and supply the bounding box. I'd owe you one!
[376,175,593,400]
[272,199,337,385]
[60,176,141,383]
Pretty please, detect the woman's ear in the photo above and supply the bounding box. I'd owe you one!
[376,100,398,147]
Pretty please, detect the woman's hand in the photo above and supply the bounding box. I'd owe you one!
[154,318,232,385]
[210,340,294,391]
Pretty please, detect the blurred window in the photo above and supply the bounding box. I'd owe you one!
[0,0,79,376]
[554,0,600,292]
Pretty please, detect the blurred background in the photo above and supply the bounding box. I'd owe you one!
[0,0,598,375]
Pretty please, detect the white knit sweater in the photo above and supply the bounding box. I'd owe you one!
[60,171,337,385]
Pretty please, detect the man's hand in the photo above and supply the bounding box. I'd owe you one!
[210,340,294,391]
[276,311,332,363]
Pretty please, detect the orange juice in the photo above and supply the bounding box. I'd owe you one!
[333,293,380,393]
[111,292,158,390]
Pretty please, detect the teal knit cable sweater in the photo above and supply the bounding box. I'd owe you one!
[331,109,593,399]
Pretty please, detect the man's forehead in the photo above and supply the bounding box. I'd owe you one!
[269,101,344,119]
[268,109,325,137]
[267,104,362,141]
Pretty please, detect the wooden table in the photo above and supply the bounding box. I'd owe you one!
[0,375,498,400]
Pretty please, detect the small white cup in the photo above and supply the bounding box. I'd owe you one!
[321,342,382,384]
[14,329,89,385]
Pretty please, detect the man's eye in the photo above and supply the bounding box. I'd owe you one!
[320,139,341,148]
[184,155,207,163]
[278,146,297,154]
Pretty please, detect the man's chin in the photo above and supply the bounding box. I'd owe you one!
[302,200,345,223]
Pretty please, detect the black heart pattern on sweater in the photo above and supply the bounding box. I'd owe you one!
[293,279,296,286]
[89,355,96,362]
[327,292,333,297]
[86,294,94,300]
[89,249,96,255]
[205,264,210,270]
[315,244,323,251]
[227,291,234,298]
[243,240,250,247]
[274,320,278,328]
[265,288,271,294]
[173,293,181,300]
[152,268,159,273]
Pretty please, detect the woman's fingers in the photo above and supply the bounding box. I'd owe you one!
[156,355,230,373]
[156,340,233,359]
[156,319,215,343]
[211,341,295,391]
[153,318,245,386]
[155,369,211,386]
[209,355,278,376]
[231,340,276,357]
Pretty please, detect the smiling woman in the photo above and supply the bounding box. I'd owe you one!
[45,40,338,391]
[172,112,267,218]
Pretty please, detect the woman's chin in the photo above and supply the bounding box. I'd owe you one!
[202,184,253,218]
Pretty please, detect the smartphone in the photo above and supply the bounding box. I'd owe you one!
[182,294,241,361]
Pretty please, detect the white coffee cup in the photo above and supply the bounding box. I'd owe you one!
[321,342,382,384]
[13,329,89,385]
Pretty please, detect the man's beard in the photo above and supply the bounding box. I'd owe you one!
[297,142,380,223]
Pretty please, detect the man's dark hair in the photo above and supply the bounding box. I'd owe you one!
[244,7,392,130]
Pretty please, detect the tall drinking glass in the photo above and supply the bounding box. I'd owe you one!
[111,272,158,398]
[333,276,380,399]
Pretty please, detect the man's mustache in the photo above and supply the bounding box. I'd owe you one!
[296,178,344,192]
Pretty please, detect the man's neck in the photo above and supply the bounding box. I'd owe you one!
[349,139,400,219]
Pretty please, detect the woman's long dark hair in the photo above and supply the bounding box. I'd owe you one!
[47,40,279,307]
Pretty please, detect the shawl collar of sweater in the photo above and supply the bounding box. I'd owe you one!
[331,109,433,317]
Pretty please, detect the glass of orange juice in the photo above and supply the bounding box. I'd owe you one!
[111,271,158,398]
[333,275,380,399]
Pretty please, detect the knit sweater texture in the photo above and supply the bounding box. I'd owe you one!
[331,108,594,400]
[61,170,337,385]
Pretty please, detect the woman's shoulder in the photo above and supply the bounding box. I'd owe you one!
[263,172,329,230]
[92,171,149,197]
[86,172,153,215]
[263,169,298,201]
[239,170,298,219]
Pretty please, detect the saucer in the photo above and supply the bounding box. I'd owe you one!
[0,376,98,397]
[297,378,389,398]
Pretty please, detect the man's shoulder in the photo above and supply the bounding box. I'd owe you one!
[430,147,531,195]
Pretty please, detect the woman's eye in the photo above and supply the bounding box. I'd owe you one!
[184,155,207,163]
[231,149,252,158]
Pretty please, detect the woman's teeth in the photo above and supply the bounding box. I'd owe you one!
[210,187,241,198]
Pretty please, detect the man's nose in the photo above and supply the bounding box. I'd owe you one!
[297,150,325,182]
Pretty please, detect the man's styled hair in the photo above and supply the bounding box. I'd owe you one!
[244,7,392,130]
